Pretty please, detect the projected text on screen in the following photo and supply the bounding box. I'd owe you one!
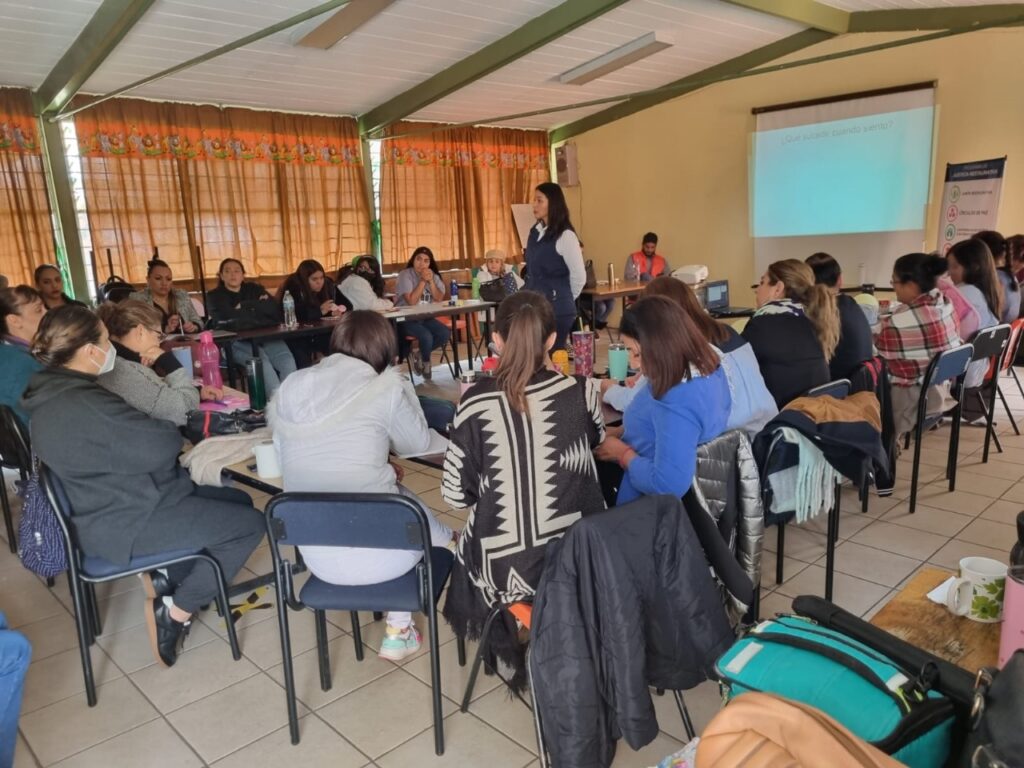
[752,106,934,237]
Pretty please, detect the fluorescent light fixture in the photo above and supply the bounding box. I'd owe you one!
[556,32,673,86]
[294,0,397,50]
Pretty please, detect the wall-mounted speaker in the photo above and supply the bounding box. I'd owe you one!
[555,143,579,187]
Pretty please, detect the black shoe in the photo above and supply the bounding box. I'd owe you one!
[140,569,173,599]
[145,598,190,668]
[595,320,608,331]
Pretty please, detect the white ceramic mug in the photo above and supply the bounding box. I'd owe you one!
[946,556,1008,623]
[253,440,281,480]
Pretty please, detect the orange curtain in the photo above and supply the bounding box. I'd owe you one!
[379,122,549,268]
[74,98,371,284]
[0,88,55,286]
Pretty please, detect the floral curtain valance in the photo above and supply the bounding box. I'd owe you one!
[382,122,549,170]
[0,89,41,155]
[76,100,363,167]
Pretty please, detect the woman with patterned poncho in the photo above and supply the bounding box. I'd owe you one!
[441,291,606,689]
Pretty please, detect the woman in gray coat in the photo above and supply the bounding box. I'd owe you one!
[96,300,220,425]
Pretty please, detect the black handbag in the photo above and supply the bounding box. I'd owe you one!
[184,409,267,444]
[479,279,508,304]
[585,259,597,289]
[964,653,1024,768]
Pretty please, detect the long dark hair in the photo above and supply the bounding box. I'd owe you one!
[621,296,720,399]
[535,182,575,242]
[494,290,556,416]
[330,310,397,373]
[643,276,729,345]
[216,258,246,288]
[0,285,42,336]
[949,239,1003,319]
[145,258,178,316]
[406,246,441,278]
[277,259,333,308]
[351,255,385,298]
[973,230,1018,295]
[892,252,947,294]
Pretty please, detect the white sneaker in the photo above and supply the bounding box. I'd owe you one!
[379,625,422,661]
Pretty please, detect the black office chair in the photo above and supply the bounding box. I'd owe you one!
[0,405,31,554]
[40,464,241,706]
[265,492,461,755]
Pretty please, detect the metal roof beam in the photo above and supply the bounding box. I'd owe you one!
[721,0,849,34]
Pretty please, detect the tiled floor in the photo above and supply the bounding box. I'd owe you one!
[5,352,1023,767]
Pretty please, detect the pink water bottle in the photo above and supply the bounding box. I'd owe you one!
[197,331,223,388]
[999,567,1024,667]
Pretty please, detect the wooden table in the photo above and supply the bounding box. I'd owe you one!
[870,567,1000,671]
[579,280,646,325]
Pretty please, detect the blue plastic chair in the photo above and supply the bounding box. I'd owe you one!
[964,324,1011,464]
[265,492,460,755]
[39,464,241,706]
[906,344,974,514]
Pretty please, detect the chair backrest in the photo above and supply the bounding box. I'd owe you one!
[922,343,974,388]
[1000,318,1024,373]
[0,405,31,472]
[37,463,83,562]
[265,492,433,553]
[969,323,1011,363]
[807,379,851,400]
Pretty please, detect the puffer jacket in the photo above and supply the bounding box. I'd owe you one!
[530,495,735,768]
[689,429,764,620]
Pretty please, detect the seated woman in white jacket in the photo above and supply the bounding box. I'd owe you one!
[337,256,394,311]
[268,310,453,661]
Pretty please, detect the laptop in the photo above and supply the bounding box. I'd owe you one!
[704,280,754,318]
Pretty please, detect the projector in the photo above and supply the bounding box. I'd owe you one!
[671,265,709,285]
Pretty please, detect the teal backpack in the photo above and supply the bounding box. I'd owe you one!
[715,615,954,768]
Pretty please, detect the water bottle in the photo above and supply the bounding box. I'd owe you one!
[471,275,480,300]
[245,357,266,411]
[449,279,459,306]
[197,331,223,388]
[282,290,297,328]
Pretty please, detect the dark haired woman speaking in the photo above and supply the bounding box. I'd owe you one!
[524,182,586,349]
[22,306,263,668]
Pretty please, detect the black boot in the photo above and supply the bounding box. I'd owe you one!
[145,598,190,667]
[140,569,173,599]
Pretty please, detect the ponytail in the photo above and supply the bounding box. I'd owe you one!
[767,259,840,358]
[494,291,556,416]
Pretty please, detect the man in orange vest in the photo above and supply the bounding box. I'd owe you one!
[624,232,669,282]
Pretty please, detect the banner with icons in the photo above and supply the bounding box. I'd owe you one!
[937,157,1007,254]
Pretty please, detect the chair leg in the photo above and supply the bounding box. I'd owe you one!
[909,416,926,514]
[0,471,15,554]
[948,387,964,493]
[824,482,841,602]
[1013,366,1024,400]
[350,612,364,661]
[982,386,1002,463]
[274,566,300,745]
[456,635,466,667]
[672,689,697,741]
[775,524,786,585]
[209,559,241,661]
[314,609,332,692]
[372,611,384,621]
[461,604,501,712]
[998,385,1020,436]
[85,583,102,641]
[69,574,98,706]
[426,602,445,756]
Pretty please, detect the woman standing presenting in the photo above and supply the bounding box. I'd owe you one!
[524,182,586,349]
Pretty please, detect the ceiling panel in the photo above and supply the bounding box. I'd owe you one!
[412,0,807,130]
[0,0,103,88]
[78,0,565,115]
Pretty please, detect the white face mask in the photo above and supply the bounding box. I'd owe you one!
[91,343,116,375]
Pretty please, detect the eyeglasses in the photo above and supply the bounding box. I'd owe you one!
[148,327,167,341]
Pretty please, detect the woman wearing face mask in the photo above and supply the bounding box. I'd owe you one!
[95,300,219,426]
[22,305,265,669]
[206,258,296,396]
[0,285,47,425]
[130,259,203,334]
[33,264,86,311]
[338,255,394,311]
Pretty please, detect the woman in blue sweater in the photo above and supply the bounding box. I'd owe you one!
[0,285,45,425]
[595,296,731,504]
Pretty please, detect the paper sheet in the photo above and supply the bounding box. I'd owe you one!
[927,576,956,605]
[395,428,449,459]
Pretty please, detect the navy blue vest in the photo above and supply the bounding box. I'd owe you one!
[524,224,576,317]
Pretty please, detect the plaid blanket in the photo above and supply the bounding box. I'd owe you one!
[875,289,961,387]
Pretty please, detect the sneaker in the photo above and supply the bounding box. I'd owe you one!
[422,360,433,380]
[410,357,423,376]
[145,598,190,668]
[379,625,422,661]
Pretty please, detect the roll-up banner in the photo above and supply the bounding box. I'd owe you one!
[938,157,1006,254]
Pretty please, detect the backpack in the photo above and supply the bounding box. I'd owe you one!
[17,461,68,578]
[696,692,905,768]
